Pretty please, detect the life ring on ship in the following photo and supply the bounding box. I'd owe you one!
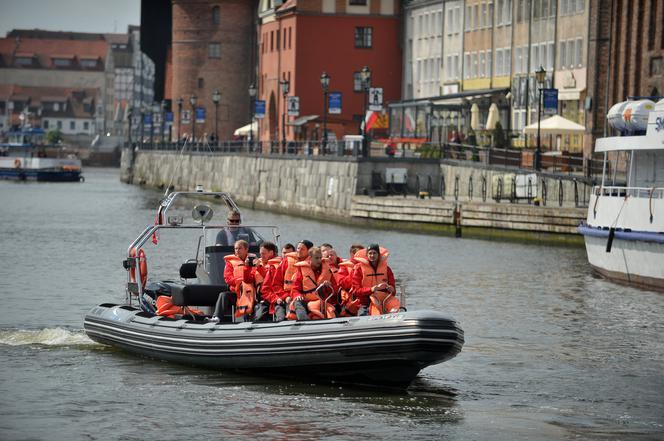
[14,158,21,168]
[129,248,148,288]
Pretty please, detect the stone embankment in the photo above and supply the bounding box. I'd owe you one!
[121,148,588,245]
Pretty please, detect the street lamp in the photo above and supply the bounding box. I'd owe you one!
[176,97,183,143]
[189,94,197,147]
[212,89,221,145]
[160,100,166,146]
[360,66,371,156]
[535,65,546,171]
[248,83,257,149]
[280,78,289,153]
[320,71,330,154]
[127,106,133,146]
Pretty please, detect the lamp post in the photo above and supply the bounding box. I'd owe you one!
[280,78,289,153]
[127,106,133,146]
[176,97,183,143]
[212,89,221,146]
[248,83,257,150]
[139,105,145,149]
[360,66,371,157]
[535,65,546,172]
[160,100,166,146]
[190,94,197,148]
[320,71,330,154]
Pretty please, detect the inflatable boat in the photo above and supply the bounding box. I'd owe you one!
[84,189,464,387]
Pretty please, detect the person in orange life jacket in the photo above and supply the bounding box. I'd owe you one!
[245,241,282,321]
[270,240,313,321]
[211,239,254,322]
[290,247,338,320]
[320,243,342,281]
[351,243,395,316]
[336,244,364,315]
[281,243,295,257]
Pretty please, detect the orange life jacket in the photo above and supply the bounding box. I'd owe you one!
[368,291,401,316]
[282,252,300,291]
[155,295,203,318]
[355,255,390,290]
[224,255,256,318]
[286,260,336,320]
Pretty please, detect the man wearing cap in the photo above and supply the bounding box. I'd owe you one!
[268,239,313,320]
[351,243,396,316]
[215,210,260,246]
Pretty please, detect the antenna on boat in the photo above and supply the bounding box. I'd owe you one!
[164,138,192,197]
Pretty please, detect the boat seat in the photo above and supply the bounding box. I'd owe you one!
[179,260,197,279]
[165,282,229,307]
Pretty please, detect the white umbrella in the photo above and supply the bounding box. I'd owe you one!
[523,115,585,135]
[470,103,480,131]
[233,121,257,137]
[485,103,499,130]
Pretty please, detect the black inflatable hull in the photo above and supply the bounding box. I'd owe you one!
[84,304,464,387]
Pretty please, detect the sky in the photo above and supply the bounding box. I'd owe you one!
[0,0,141,36]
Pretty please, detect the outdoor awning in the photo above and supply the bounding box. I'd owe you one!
[287,115,318,126]
[233,121,257,137]
[523,115,585,135]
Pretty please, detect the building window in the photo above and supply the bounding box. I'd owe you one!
[53,58,71,67]
[198,77,204,89]
[212,6,220,25]
[15,56,33,66]
[57,121,62,129]
[651,57,663,76]
[353,72,363,92]
[43,120,49,129]
[80,59,98,68]
[355,27,373,48]
[208,43,221,58]
[349,0,367,5]
[70,121,75,130]
[84,121,89,130]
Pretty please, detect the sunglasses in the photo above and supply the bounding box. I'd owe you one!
[228,219,240,224]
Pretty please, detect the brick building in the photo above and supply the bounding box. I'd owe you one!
[257,0,402,145]
[171,0,256,142]
[586,0,664,156]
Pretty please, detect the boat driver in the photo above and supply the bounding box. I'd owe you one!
[215,210,260,246]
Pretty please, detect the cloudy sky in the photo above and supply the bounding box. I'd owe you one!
[0,0,141,36]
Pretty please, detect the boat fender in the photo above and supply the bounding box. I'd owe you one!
[129,248,148,288]
[605,227,616,253]
[14,158,21,168]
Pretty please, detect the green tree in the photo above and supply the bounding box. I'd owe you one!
[46,129,63,145]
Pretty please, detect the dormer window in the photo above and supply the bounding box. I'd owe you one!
[80,58,98,69]
[53,58,72,67]
[15,56,33,66]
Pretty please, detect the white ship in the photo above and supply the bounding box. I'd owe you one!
[579,98,664,291]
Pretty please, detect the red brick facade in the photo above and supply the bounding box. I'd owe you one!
[171,0,255,141]
[586,0,664,152]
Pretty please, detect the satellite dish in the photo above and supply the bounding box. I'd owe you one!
[192,204,213,224]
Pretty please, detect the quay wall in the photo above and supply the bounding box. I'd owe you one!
[122,149,587,245]
[125,150,358,220]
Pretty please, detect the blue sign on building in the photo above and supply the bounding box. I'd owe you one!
[255,100,266,119]
[143,114,153,125]
[542,88,558,115]
[329,92,342,115]
[195,107,206,123]
[165,112,174,123]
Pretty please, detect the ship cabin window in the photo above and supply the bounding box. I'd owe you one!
[630,150,664,188]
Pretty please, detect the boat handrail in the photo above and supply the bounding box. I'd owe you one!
[593,185,664,199]
[160,191,240,222]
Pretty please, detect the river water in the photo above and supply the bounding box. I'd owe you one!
[1,168,662,441]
